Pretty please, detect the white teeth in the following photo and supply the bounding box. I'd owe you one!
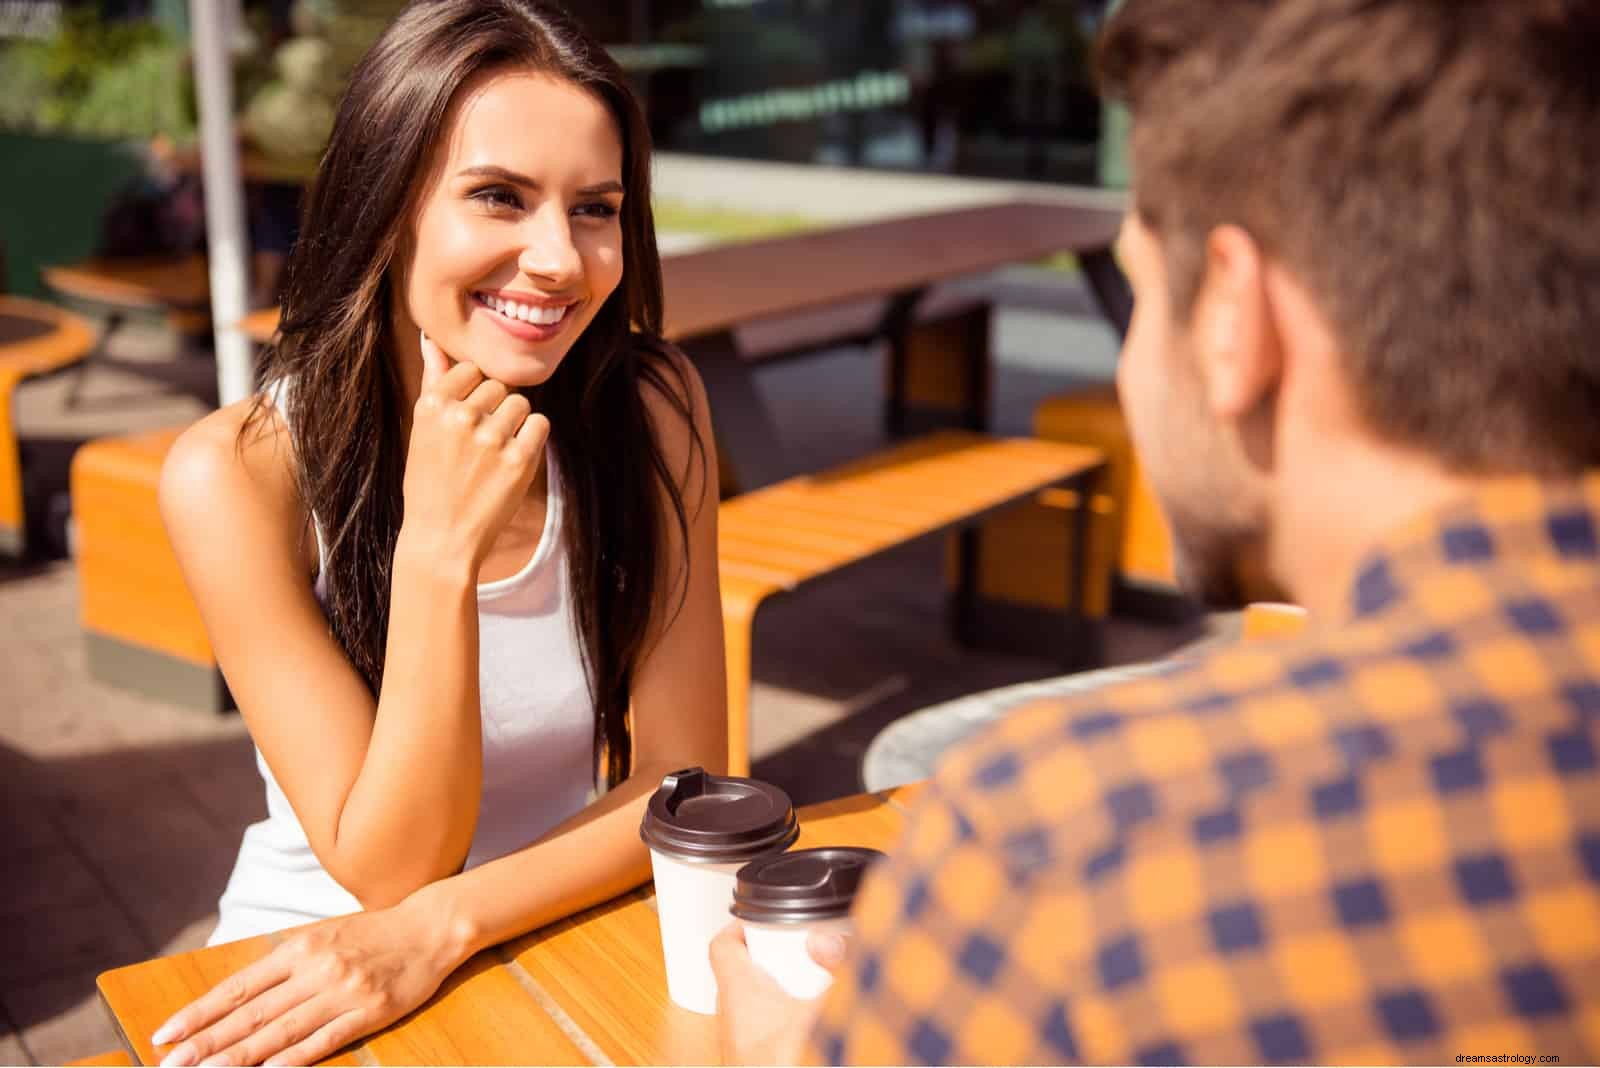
[481,294,568,326]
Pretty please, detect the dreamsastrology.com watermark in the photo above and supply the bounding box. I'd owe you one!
[1456,1055,1561,1064]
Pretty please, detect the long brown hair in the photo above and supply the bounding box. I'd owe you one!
[244,0,704,789]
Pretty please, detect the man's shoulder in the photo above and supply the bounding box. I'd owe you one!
[927,623,1423,835]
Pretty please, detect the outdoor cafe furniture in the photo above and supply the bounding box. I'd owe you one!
[950,383,1181,660]
[0,295,95,556]
[97,784,925,1067]
[718,431,1104,774]
[43,256,216,408]
[71,426,225,710]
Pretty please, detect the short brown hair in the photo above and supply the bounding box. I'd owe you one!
[1099,0,1600,476]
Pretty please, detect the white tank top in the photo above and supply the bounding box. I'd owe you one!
[208,394,596,945]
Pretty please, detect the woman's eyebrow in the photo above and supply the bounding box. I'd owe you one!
[457,164,623,196]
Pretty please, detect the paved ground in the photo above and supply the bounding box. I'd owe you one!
[0,172,1187,1065]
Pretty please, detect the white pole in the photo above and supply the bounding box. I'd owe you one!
[189,0,254,406]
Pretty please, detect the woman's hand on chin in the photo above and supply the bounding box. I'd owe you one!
[398,331,550,575]
[151,889,470,1067]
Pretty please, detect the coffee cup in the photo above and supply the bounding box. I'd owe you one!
[731,847,885,1000]
[639,767,800,1014]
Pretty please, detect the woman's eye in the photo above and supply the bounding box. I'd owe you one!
[575,202,620,220]
[470,186,522,210]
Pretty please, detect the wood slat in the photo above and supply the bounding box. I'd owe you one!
[360,952,588,1066]
[794,792,910,854]
[503,892,720,1067]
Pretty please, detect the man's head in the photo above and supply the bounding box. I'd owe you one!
[1100,0,1600,606]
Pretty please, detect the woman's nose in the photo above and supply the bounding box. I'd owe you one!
[517,208,583,287]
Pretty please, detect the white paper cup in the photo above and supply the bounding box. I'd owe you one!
[639,768,800,1015]
[743,915,855,1000]
[648,851,751,1014]
[730,847,886,1003]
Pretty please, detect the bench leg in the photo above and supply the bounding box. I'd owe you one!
[880,287,928,438]
[64,311,125,410]
[1063,469,1105,670]
[953,527,981,646]
[681,329,791,495]
[722,588,766,778]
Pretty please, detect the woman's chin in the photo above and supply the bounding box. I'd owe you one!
[472,348,565,389]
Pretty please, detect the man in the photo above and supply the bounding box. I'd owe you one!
[712,0,1600,1062]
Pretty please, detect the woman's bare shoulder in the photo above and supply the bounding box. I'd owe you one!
[159,396,315,570]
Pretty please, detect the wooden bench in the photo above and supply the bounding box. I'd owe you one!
[719,430,1104,775]
[71,426,226,710]
[43,255,215,407]
[949,384,1181,652]
[0,296,96,555]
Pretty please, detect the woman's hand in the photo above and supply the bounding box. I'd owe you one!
[400,332,549,571]
[151,894,469,1067]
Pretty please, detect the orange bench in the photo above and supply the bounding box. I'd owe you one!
[947,383,1180,650]
[71,426,225,710]
[719,430,1104,775]
[0,296,96,555]
[43,255,214,407]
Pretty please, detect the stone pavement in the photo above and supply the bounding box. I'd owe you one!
[0,166,1184,1065]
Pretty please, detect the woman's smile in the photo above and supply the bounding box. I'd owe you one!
[472,289,583,343]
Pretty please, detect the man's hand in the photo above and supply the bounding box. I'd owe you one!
[711,922,850,1066]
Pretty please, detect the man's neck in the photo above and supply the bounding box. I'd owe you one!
[1271,438,1485,623]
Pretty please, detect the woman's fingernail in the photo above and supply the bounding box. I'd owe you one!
[198,1057,233,1067]
[151,1021,181,1046]
[159,1046,197,1068]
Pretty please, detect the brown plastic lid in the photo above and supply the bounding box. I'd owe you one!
[639,767,800,863]
[730,847,886,924]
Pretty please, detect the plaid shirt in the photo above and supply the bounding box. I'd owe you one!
[810,476,1600,1065]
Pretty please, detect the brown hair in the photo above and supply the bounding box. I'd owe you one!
[244,0,705,788]
[1099,0,1600,476]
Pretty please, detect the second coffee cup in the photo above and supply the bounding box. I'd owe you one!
[731,846,886,999]
[639,767,800,1014]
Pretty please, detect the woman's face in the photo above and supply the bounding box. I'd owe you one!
[395,69,626,388]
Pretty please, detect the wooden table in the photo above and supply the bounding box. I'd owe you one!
[99,783,927,1066]
[240,197,1128,491]
[0,296,96,555]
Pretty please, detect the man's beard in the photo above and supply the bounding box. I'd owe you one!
[1168,510,1269,610]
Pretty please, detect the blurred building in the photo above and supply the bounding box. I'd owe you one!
[574,0,1118,187]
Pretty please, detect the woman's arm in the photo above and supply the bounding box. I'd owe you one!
[416,349,729,953]
[150,353,727,1068]
[160,350,545,909]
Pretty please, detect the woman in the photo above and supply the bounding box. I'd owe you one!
[152,2,727,1064]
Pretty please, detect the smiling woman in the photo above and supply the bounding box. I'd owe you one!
[149,2,728,1066]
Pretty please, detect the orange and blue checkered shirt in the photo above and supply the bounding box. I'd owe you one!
[810,476,1600,1064]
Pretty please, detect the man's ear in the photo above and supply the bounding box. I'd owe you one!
[1192,225,1281,420]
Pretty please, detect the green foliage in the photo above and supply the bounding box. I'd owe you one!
[0,9,194,140]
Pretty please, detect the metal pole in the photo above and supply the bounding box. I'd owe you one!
[189,0,255,406]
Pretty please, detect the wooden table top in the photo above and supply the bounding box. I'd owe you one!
[238,198,1125,345]
[99,783,928,1066]
[0,296,96,380]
